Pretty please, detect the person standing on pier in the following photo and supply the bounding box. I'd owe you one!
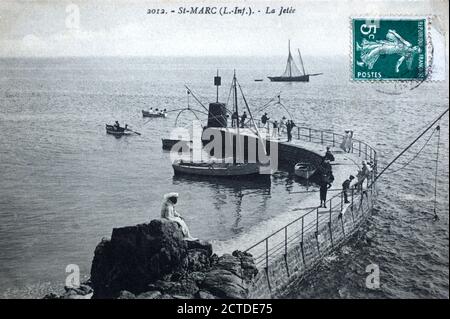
[280,116,287,134]
[286,120,296,142]
[319,174,332,208]
[324,146,335,162]
[340,130,354,153]
[231,111,238,128]
[261,113,270,133]
[240,111,247,128]
[272,120,279,139]
[342,175,355,204]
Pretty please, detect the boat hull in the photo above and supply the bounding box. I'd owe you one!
[268,75,310,82]
[172,161,264,177]
[294,162,316,179]
[142,110,167,118]
[105,124,132,136]
[162,138,192,151]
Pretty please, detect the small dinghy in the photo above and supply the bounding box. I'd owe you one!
[294,162,317,179]
[162,138,192,151]
[105,124,132,136]
[172,160,264,177]
[142,110,167,118]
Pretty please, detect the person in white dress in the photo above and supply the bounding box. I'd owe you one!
[160,192,197,241]
[340,130,354,153]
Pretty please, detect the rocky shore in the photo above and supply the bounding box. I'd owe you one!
[45,219,257,299]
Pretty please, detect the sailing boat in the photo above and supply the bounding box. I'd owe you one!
[172,72,269,177]
[268,40,322,82]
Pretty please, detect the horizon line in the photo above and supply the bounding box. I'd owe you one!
[0,54,348,59]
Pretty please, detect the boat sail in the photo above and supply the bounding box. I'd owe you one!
[268,40,322,82]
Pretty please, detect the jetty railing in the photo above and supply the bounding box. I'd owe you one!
[244,183,374,267]
[252,119,377,167]
[244,121,378,294]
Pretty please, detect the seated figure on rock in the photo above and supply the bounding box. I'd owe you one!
[160,192,198,241]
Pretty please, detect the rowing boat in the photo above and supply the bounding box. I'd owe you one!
[172,160,264,177]
[294,162,317,179]
[142,110,167,118]
[105,124,132,136]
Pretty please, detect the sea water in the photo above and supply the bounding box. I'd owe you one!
[0,56,448,298]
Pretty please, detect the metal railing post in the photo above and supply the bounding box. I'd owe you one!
[329,198,334,247]
[297,127,300,140]
[329,198,332,222]
[350,188,355,222]
[321,131,324,144]
[332,133,335,147]
[300,217,305,264]
[284,227,288,257]
[315,207,319,236]
[309,128,312,142]
[359,141,361,156]
[265,238,269,270]
[284,226,290,277]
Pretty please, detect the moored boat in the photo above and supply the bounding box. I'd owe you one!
[294,162,317,179]
[162,138,192,151]
[169,71,272,178]
[172,160,264,177]
[142,110,167,118]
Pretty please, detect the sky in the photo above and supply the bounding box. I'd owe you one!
[0,0,448,57]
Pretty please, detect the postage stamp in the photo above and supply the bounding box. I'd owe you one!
[352,18,428,81]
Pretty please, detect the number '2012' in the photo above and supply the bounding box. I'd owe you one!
[147,9,166,14]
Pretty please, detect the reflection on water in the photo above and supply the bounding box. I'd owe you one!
[172,174,272,233]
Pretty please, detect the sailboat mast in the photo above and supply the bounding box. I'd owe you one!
[288,40,292,77]
[298,49,306,75]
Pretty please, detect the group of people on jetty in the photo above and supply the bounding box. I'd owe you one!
[260,113,297,141]
[230,112,296,141]
[316,145,374,208]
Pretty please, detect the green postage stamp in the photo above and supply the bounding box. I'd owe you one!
[352,18,428,81]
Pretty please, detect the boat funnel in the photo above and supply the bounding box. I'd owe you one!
[207,102,227,128]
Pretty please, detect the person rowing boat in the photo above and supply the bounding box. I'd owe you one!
[106,122,141,136]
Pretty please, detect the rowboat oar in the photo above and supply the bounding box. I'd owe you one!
[126,128,141,135]
[308,73,323,76]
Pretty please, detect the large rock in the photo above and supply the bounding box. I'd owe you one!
[85,218,258,299]
[199,252,257,299]
[90,219,189,298]
[200,268,248,299]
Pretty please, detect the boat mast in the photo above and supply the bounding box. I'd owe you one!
[236,80,268,157]
[298,49,306,76]
[233,70,241,163]
[287,40,292,77]
[233,70,239,129]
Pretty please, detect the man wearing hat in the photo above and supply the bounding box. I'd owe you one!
[160,192,197,241]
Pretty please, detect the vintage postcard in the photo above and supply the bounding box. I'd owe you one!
[0,0,448,305]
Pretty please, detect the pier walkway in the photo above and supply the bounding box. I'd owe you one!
[212,124,377,297]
